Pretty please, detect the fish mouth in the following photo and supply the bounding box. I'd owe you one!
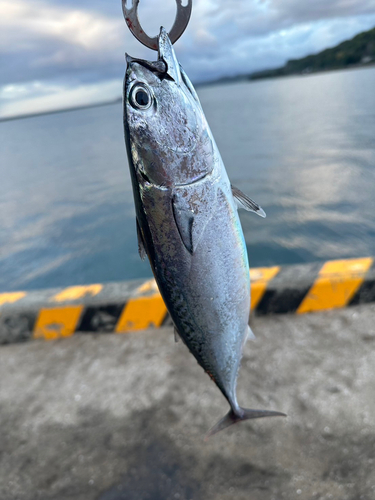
[126,28,181,83]
[125,54,168,76]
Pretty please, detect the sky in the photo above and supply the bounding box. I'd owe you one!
[1,0,375,119]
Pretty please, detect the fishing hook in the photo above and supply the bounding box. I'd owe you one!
[122,0,192,50]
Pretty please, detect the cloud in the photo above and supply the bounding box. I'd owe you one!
[1,0,375,117]
[0,79,122,118]
[0,0,156,86]
[0,0,121,51]
[181,12,375,82]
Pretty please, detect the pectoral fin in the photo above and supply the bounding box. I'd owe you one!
[136,218,147,260]
[231,185,266,218]
[172,187,217,254]
[172,198,194,254]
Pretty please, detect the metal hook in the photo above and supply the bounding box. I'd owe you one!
[122,0,192,51]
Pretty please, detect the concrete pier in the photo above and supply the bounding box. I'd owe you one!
[1,304,375,500]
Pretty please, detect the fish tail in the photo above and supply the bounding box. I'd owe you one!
[204,407,286,440]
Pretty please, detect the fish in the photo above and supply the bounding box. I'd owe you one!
[123,27,285,437]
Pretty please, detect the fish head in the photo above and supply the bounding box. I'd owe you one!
[124,27,214,187]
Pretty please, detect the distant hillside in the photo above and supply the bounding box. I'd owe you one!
[251,26,375,80]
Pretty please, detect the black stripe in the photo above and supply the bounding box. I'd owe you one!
[255,262,322,315]
[0,312,37,344]
[77,304,125,333]
[349,263,375,306]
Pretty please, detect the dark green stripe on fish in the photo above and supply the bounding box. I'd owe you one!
[123,27,285,437]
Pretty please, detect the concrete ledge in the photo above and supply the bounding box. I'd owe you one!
[0,257,374,344]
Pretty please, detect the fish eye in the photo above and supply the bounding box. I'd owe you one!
[130,84,153,110]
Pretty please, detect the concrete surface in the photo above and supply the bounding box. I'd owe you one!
[1,304,375,500]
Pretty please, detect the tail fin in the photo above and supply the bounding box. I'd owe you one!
[204,407,286,440]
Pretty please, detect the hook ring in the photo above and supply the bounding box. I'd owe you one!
[122,0,192,51]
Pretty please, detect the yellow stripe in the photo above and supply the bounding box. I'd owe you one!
[0,292,26,306]
[52,284,103,302]
[115,295,167,333]
[297,257,373,314]
[250,266,280,310]
[33,306,83,340]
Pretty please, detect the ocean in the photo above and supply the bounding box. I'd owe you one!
[1,67,375,292]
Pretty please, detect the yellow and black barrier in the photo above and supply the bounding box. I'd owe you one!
[0,257,374,344]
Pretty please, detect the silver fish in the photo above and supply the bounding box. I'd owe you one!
[123,28,285,437]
